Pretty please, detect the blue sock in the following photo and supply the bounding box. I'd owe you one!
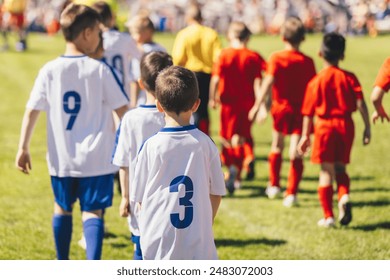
[83,218,104,260]
[52,215,72,260]
[131,234,143,260]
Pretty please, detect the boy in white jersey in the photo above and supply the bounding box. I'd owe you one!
[131,66,226,260]
[112,51,173,260]
[15,4,129,260]
[127,14,166,106]
[92,1,141,106]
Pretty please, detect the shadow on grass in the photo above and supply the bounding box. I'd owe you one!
[300,175,374,182]
[352,199,390,207]
[351,222,390,232]
[215,238,286,247]
[353,186,390,193]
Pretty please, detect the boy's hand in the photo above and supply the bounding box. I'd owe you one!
[119,197,130,217]
[15,149,32,174]
[297,136,311,156]
[248,105,259,121]
[255,103,268,124]
[363,127,371,145]
[371,109,390,124]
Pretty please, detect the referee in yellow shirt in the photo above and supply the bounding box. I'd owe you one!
[172,4,221,135]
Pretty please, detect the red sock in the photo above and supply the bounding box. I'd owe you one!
[221,147,235,167]
[233,146,244,180]
[269,153,282,187]
[198,119,209,135]
[336,172,350,201]
[318,186,334,218]
[286,159,304,195]
[242,141,254,171]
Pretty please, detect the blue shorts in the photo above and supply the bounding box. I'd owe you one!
[51,174,114,212]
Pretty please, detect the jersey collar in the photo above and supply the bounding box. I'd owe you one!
[139,104,157,108]
[160,125,197,132]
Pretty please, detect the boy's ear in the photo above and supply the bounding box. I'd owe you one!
[138,79,145,90]
[191,98,201,113]
[156,99,164,113]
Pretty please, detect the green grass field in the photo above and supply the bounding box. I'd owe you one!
[1,32,390,260]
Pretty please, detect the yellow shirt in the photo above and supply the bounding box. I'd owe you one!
[73,0,118,15]
[172,23,221,74]
[3,0,26,13]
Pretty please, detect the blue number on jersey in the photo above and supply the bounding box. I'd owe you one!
[63,91,81,130]
[169,175,194,229]
[111,55,124,84]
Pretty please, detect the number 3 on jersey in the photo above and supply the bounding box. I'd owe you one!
[63,91,81,130]
[169,175,193,229]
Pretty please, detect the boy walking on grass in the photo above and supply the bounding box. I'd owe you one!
[131,66,226,259]
[15,3,129,259]
[298,32,371,228]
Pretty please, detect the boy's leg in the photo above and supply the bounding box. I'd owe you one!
[267,130,284,198]
[242,138,255,180]
[317,163,335,227]
[335,163,352,225]
[82,210,104,260]
[52,203,73,260]
[285,134,304,196]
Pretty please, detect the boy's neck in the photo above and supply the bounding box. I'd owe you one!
[230,39,246,49]
[64,42,85,56]
[145,92,157,106]
[164,111,192,127]
[284,42,300,51]
[323,60,339,68]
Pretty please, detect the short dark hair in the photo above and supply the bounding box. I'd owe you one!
[140,51,173,95]
[186,4,202,22]
[92,1,113,28]
[281,17,305,45]
[156,66,199,115]
[129,15,155,33]
[228,21,251,42]
[321,32,345,62]
[60,3,101,42]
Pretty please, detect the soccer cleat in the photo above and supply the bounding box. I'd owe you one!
[225,165,238,195]
[283,194,298,207]
[338,194,352,226]
[317,217,336,228]
[245,161,255,180]
[265,186,281,199]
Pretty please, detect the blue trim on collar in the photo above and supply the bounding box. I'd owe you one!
[160,125,197,132]
[139,105,157,108]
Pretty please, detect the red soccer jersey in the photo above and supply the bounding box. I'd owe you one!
[302,66,363,118]
[267,50,316,113]
[213,47,266,105]
[374,57,390,92]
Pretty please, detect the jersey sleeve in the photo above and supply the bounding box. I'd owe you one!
[209,146,227,196]
[301,78,317,117]
[265,53,278,77]
[26,67,49,111]
[130,144,149,203]
[112,116,131,167]
[102,64,130,109]
[348,73,363,100]
[374,57,390,92]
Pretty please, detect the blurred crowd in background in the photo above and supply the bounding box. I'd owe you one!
[10,0,390,36]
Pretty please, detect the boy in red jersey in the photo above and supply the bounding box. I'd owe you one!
[248,17,316,206]
[209,21,266,194]
[298,32,371,227]
[371,57,390,123]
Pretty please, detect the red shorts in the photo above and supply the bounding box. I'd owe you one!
[311,117,355,164]
[4,12,24,28]
[271,106,303,135]
[220,103,252,141]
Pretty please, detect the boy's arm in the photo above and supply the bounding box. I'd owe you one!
[357,98,371,145]
[114,104,130,119]
[209,194,222,224]
[297,115,313,156]
[209,75,220,109]
[119,167,130,217]
[371,86,390,123]
[248,75,274,121]
[129,81,140,109]
[15,109,40,174]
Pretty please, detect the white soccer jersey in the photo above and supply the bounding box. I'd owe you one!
[102,29,141,97]
[112,105,165,235]
[26,55,129,177]
[131,125,226,260]
[131,42,167,105]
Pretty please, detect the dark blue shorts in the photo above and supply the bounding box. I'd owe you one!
[51,174,114,212]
